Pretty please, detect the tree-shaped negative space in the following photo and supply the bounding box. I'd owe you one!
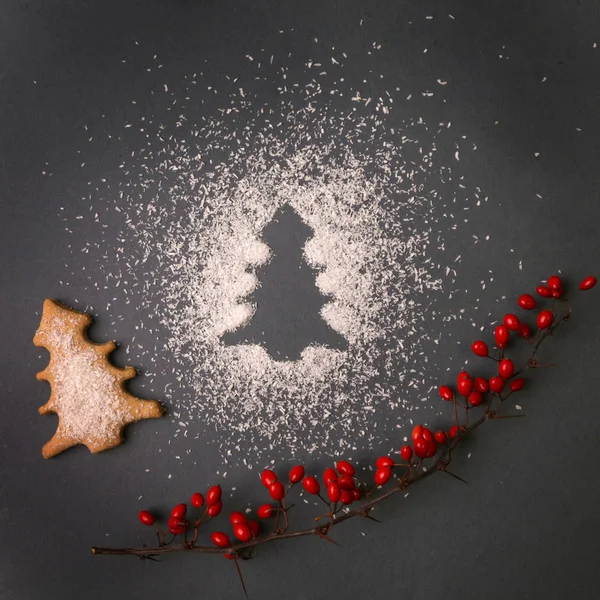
[222,204,347,361]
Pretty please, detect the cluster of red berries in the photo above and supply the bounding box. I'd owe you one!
[370,275,597,488]
[466,277,594,394]
[210,511,261,559]
[136,463,365,556]
[138,484,223,536]
[373,424,462,486]
[134,275,596,558]
[259,461,362,506]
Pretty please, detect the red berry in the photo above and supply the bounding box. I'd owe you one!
[289,465,305,484]
[376,456,394,469]
[223,553,234,560]
[257,504,274,519]
[138,510,155,526]
[190,493,205,508]
[474,377,489,393]
[411,424,424,442]
[468,391,483,407]
[536,285,553,298]
[413,437,429,459]
[439,385,454,401]
[374,467,392,485]
[519,323,532,338]
[498,358,515,380]
[336,460,355,477]
[171,503,187,519]
[302,476,320,495]
[169,525,186,535]
[471,340,489,357]
[400,445,413,461]
[323,468,337,486]
[550,281,563,297]
[260,469,278,488]
[580,276,597,291]
[421,427,434,443]
[207,485,222,506]
[434,430,448,444]
[327,482,341,503]
[168,516,185,535]
[457,375,473,398]
[340,490,354,505]
[269,481,286,501]
[233,523,253,542]
[503,314,520,331]
[248,520,260,536]
[547,276,562,292]
[495,325,510,349]
[518,294,536,310]
[211,531,231,548]
[537,309,554,329]
[425,439,437,458]
[352,489,362,501]
[207,500,223,517]
[338,475,355,490]
[509,378,525,392]
[229,512,247,525]
[449,425,460,439]
[489,376,505,394]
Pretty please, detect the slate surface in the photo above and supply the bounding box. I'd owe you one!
[1,1,599,599]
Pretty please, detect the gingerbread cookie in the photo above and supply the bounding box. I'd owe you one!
[34,299,163,458]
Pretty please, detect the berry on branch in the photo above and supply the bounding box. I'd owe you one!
[471,340,489,357]
[518,294,536,310]
[138,511,155,526]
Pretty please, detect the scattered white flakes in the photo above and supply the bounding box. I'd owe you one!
[437,79,448,86]
[64,42,484,466]
[534,152,540,158]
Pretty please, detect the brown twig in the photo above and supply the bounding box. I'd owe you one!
[91,298,576,563]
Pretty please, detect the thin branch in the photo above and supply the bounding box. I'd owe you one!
[92,303,572,561]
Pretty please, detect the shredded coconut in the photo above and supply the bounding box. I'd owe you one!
[55,41,491,466]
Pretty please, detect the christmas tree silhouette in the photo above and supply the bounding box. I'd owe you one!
[222,204,348,361]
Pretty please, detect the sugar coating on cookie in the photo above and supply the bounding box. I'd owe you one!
[34,299,163,458]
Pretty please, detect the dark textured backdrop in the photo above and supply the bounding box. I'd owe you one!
[1,1,600,599]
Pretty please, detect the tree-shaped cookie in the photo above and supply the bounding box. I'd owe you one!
[34,299,163,458]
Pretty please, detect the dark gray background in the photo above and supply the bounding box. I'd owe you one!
[1,1,600,599]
